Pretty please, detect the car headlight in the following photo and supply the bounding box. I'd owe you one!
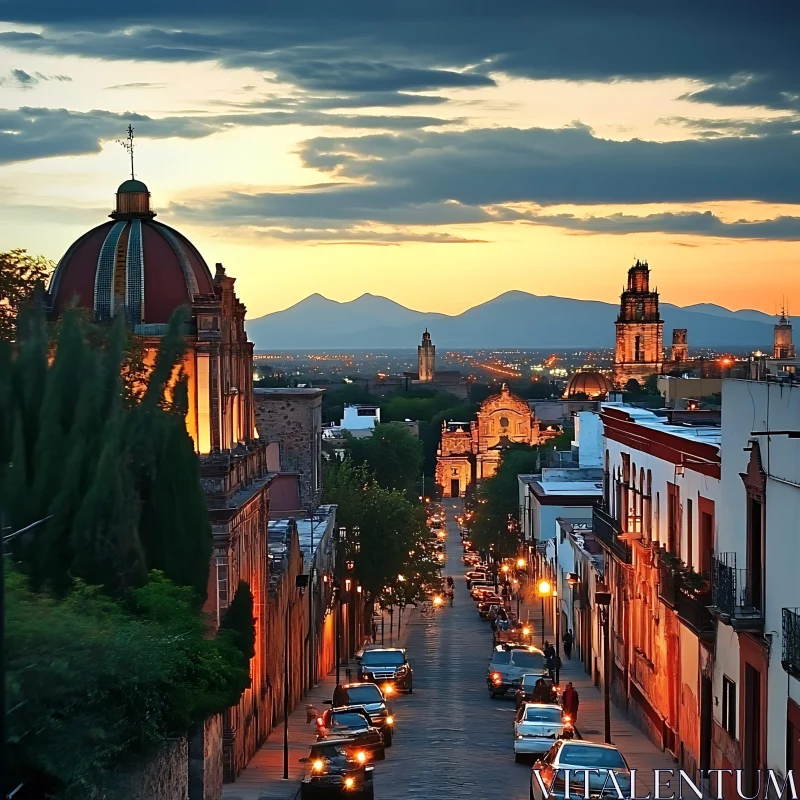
[344,777,355,789]
[386,716,394,725]
[356,751,367,764]
[312,759,325,772]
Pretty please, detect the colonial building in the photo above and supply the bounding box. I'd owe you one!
[418,328,435,381]
[436,384,553,497]
[613,260,664,387]
[47,176,272,782]
[594,405,720,784]
[671,328,688,363]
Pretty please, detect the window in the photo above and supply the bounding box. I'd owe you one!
[667,483,680,553]
[686,498,693,569]
[722,676,737,739]
[634,335,642,361]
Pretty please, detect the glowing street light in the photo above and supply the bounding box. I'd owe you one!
[538,579,552,595]
[517,558,526,569]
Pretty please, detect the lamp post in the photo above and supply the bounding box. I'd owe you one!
[595,583,612,745]
[537,579,551,650]
[335,526,348,686]
[284,573,308,780]
[566,573,580,662]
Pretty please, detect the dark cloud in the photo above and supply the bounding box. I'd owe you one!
[0,69,72,88]
[250,228,487,245]
[164,124,800,234]
[226,92,449,111]
[520,210,800,240]
[104,82,167,90]
[0,106,457,165]
[658,115,800,138]
[1,2,797,110]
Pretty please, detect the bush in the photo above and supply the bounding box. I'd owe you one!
[5,568,250,799]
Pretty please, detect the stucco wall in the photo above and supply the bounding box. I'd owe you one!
[126,737,188,800]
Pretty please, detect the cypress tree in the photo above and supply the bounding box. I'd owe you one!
[221,580,256,660]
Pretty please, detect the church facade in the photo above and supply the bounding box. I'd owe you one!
[436,384,553,497]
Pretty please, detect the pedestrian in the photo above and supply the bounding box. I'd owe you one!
[563,629,574,660]
[544,641,556,679]
[533,677,548,703]
[562,681,579,724]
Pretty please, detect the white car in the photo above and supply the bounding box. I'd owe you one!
[514,703,568,762]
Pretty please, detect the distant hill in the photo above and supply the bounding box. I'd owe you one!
[246,291,778,350]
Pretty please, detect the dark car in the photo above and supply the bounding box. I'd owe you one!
[513,673,541,709]
[316,708,386,761]
[300,739,375,799]
[331,683,395,746]
[358,648,413,694]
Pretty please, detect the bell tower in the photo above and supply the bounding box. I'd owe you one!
[774,308,796,359]
[418,328,435,381]
[613,260,663,387]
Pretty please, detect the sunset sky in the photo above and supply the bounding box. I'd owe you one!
[1,3,798,319]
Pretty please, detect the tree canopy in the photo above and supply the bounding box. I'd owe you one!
[346,422,423,495]
[0,248,53,342]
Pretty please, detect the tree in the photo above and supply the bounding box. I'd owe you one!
[221,580,256,660]
[0,249,53,342]
[469,444,541,557]
[643,373,660,395]
[347,423,423,494]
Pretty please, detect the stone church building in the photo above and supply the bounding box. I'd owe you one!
[435,384,555,497]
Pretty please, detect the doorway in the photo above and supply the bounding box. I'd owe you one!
[743,663,762,797]
[450,479,460,497]
[699,674,712,774]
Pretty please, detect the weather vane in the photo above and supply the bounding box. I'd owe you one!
[117,125,135,180]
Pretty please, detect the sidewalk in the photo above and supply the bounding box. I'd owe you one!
[223,607,418,800]
[520,598,678,796]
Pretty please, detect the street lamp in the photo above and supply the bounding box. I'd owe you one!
[595,583,613,745]
[517,558,526,569]
[537,579,551,651]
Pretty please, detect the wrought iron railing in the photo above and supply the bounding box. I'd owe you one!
[592,506,631,564]
[675,588,714,635]
[783,608,800,679]
[712,553,763,627]
[658,563,678,608]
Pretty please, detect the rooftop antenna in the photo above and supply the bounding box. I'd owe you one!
[117,124,135,180]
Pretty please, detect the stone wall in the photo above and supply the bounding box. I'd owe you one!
[254,389,323,508]
[189,714,223,800]
[126,737,188,800]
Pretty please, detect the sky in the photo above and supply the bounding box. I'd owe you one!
[1,2,799,319]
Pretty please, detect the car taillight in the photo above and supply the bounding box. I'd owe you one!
[491,672,501,680]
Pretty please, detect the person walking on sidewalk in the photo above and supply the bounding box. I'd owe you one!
[544,641,556,679]
[563,629,574,660]
[562,682,579,724]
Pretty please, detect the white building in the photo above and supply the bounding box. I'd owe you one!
[713,378,800,790]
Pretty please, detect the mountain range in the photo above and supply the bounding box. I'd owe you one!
[245,292,779,350]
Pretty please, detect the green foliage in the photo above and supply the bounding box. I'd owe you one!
[346,423,423,495]
[321,383,378,424]
[469,444,540,557]
[322,460,439,601]
[221,581,257,660]
[0,248,53,342]
[2,308,211,599]
[380,390,462,425]
[5,568,250,800]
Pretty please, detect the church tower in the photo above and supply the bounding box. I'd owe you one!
[774,309,796,359]
[418,328,435,381]
[613,260,663,387]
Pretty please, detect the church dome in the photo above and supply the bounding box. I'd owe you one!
[48,179,215,327]
[563,371,614,399]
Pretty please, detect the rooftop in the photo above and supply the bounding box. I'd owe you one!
[536,480,603,497]
[268,504,337,565]
[254,387,325,396]
[601,402,722,449]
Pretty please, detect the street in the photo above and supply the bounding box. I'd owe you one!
[372,499,532,800]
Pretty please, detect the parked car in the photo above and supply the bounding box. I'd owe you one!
[470,582,496,600]
[300,740,375,799]
[531,741,631,799]
[513,673,542,708]
[316,708,386,761]
[464,571,487,587]
[513,703,570,762]
[331,683,394,746]
[477,596,503,618]
[487,644,546,698]
[357,647,413,694]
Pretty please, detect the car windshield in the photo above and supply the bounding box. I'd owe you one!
[525,707,563,723]
[330,712,369,729]
[511,651,544,669]
[491,651,511,665]
[560,745,627,769]
[521,675,539,688]
[343,685,383,704]
[361,651,405,666]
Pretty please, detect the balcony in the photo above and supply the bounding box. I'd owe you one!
[782,608,800,680]
[711,553,764,631]
[658,562,714,638]
[592,506,632,565]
